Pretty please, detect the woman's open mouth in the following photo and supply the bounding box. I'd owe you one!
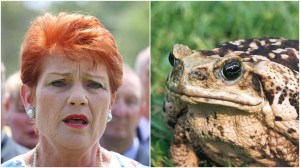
[63,114,89,129]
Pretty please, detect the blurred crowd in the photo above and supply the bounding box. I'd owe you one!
[1,47,150,165]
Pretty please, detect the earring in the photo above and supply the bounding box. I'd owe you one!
[107,110,112,123]
[27,107,36,119]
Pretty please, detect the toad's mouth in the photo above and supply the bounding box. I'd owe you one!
[167,88,262,109]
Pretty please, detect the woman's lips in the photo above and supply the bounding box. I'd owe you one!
[63,114,88,129]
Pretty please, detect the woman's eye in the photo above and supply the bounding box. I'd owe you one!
[87,81,104,89]
[50,80,65,87]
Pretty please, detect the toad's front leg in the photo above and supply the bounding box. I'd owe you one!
[170,117,198,166]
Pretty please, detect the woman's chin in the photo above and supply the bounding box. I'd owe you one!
[55,130,92,149]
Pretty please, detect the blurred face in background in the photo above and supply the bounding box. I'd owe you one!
[103,67,142,141]
[1,62,6,129]
[135,47,150,119]
[5,71,39,149]
[5,94,39,149]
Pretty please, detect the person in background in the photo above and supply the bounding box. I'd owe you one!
[4,71,39,149]
[1,63,29,163]
[100,64,150,166]
[2,12,143,167]
[135,47,150,151]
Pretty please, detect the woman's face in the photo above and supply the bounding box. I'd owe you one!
[23,55,114,149]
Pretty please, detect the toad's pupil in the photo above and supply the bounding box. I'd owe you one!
[222,60,242,80]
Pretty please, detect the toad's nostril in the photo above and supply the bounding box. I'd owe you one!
[189,70,207,81]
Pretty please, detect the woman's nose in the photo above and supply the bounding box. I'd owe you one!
[67,84,88,106]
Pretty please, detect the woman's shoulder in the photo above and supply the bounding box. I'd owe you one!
[109,151,147,167]
[1,155,26,167]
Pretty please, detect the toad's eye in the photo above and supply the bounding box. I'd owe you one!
[87,81,104,89]
[221,60,242,80]
[50,80,66,87]
[169,51,180,67]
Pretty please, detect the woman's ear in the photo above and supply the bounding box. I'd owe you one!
[20,84,33,110]
[109,93,116,108]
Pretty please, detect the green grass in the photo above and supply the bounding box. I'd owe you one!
[150,1,299,167]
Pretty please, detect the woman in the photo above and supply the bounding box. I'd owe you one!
[2,12,143,167]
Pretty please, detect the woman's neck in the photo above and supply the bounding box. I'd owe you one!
[26,140,108,167]
[38,143,99,166]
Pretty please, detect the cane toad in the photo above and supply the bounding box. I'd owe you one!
[164,38,299,166]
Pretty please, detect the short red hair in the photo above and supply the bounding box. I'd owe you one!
[21,12,123,98]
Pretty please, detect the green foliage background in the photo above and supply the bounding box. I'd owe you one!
[151,1,299,166]
[1,1,149,76]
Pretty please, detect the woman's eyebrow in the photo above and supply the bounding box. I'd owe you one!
[45,72,71,76]
[83,72,107,79]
